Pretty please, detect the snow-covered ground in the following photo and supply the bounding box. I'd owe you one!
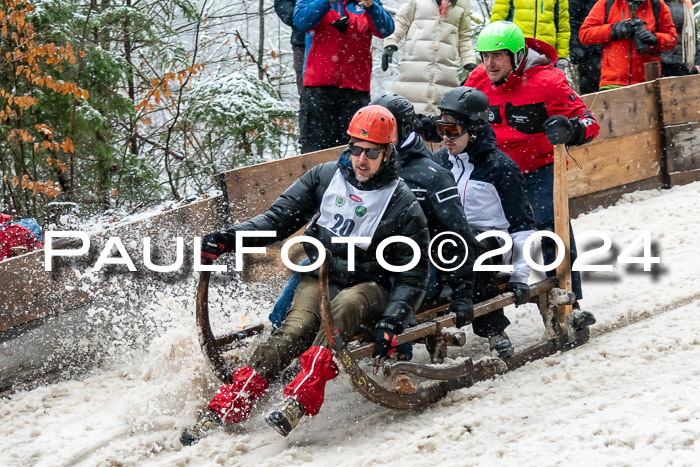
[2,182,700,466]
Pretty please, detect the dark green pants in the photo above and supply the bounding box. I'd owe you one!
[246,276,388,382]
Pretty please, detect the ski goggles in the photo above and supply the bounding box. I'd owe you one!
[348,143,383,160]
[436,121,469,139]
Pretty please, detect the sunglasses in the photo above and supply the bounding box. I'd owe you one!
[436,121,469,139]
[348,143,383,160]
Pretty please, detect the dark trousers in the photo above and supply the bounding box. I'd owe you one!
[472,235,511,338]
[299,86,370,154]
[576,54,601,95]
[661,63,692,78]
[524,164,583,300]
[292,44,305,96]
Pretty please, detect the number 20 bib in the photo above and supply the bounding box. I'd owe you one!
[316,169,399,250]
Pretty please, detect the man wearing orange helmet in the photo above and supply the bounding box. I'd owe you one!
[182,105,429,444]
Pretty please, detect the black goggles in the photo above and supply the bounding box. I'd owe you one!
[436,121,469,139]
[348,143,383,160]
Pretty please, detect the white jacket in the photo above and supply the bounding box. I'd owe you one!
[384,0,476,115]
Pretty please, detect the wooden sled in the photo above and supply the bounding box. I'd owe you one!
[195,255,592,408]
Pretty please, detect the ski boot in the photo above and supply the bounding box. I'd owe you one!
[488,331,514,358]
[180,410,223,446]
[265,398,305,437]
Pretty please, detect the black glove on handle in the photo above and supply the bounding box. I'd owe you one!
[506,282,531,307]
[449,298,474,329]
[201,232,230,262]
[544,115,575,145]
[382,45,398,72]
[368,318,400,358]
[611,20,635,40]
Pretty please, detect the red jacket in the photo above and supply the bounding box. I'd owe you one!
[466,39,600,174]
[579,0,677,86]
[0,215,42,261]
[295,0,394,92]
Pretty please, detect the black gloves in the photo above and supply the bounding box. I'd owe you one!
[635,27,657,45]
[506,282,531,307]
[449,298,474,328]
[201,232,231,262]
[463,62,477,73]
[544,115,575,145]
[414,113,442,143]
[368,318,400,358]
[382,45,397,71]
[610,20,635,40]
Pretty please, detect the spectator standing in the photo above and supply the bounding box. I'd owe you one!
[579,0,677,89]
[570,0,603,93]
[466,22,599,318]
[491,0,572,72]
[660,0,699,77]
[381,0,478,115]
[275,0,307,95]
[294,0,394,153]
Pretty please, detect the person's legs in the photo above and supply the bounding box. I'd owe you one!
[577,54,601,95]
[292,44,305,96]
[524,164,583,301]
[247,276,323,381]
[335,88,371,148]
[266,281,388,435]
[301,87,340,153]
[206,276,322,422]
[471,235,510,338]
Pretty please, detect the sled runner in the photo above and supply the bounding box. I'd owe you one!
[195,256,592,409]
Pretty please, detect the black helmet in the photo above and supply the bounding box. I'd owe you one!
[437,87,490,135]
[369,94,415,145]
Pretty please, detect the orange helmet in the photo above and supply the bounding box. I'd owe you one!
[347,105,397,144]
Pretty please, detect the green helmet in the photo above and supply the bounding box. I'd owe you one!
[477,21,526,70]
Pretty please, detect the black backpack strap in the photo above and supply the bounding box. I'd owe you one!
[604,0,615,23]
[651,0,660,29]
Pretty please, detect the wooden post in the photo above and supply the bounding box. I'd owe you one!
[553,144,573,328]
[644,62,661,82]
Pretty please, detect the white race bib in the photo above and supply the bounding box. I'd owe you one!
[316,169,399,250]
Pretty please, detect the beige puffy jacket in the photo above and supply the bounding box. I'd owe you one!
[384,0,476,115]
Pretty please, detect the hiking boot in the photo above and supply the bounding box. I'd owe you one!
[488,331,514,358]
[180,410,223,446]
[265,398,305,437]
[570,306,596,331]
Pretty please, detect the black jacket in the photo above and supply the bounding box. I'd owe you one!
[398,133,477,301]
[275,0,306,47]
[222,148,429,332]
[569,0,603,63]
[660,0,700,67]
[432,127,536,284]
